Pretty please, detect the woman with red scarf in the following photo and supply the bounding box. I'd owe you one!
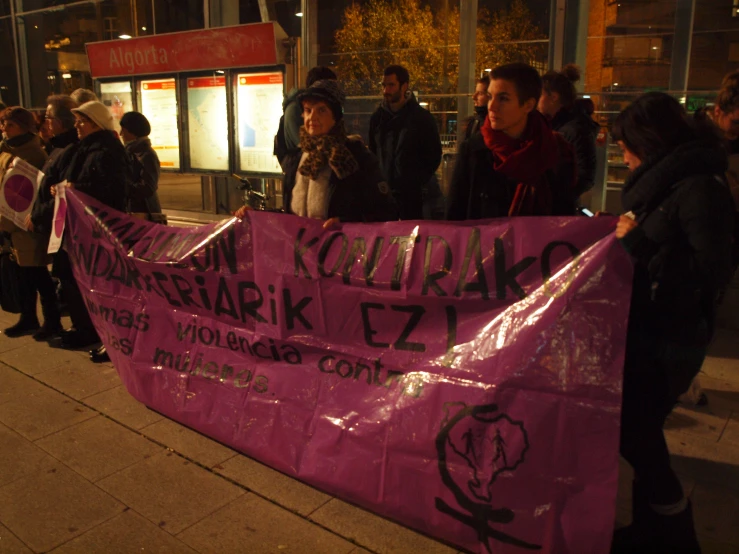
[447,63,576,220]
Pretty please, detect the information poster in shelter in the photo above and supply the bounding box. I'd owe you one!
[235,72,283,174]
[187,75,228,170]
[139,78,180,169]
[100,81,133,132]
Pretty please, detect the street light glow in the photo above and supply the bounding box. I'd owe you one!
[119,34,132,39]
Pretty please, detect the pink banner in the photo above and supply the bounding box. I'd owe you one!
[64,190,632,554]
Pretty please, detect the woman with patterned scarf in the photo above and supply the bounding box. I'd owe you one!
[236,79,397,225]
[447,63,576,220]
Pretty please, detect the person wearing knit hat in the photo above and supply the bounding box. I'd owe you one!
[296,79,345,124]
[118,113,162,229]
[235,79,397,224]
[120,111,151,139]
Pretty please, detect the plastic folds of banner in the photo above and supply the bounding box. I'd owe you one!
[63,190,633,554]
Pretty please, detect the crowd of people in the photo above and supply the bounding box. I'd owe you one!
[0,88,164,364]
[2,62,738,553]
[239,62,738,554]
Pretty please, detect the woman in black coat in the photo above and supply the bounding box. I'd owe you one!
[120,111,163,217]
[236,79,397,225]
[50,101,132,349]
[610,92,735,554]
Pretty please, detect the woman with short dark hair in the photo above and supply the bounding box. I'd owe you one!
[447,63,576,219]
[0,107,57,338]
[610,92,735,554]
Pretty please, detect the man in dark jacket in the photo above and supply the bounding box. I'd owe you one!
[120,111,163,216]
[369,65,442,220]
[462,75,491,140]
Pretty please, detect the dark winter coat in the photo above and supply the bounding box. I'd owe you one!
[550,103,599,197]
[620,140,735,398]
[369,95,442,220]
[281,138,398,223]
[274,88,301,167]
[462,108,487,141]
[446,132,576,220]
[32,130,129,235]
[30,129,79,235]
[125,137,162,214]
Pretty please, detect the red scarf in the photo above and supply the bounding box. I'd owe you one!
[480,110,560,216]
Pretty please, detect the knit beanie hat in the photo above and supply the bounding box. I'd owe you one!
[72,101,115,131]
[120,111,151,138]
[297,79,345,121]
[1,107,36,133]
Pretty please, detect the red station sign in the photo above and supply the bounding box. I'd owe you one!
[86,23,282,78]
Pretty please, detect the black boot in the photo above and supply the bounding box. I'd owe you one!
[60,328,100,349]
[33,320,64,341]
[90,345,110,363]
[34,296,63,341]
[612,495,701,554]
[4,314,40,338]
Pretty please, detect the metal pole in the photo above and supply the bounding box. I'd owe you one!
[548,0,566,70]
[669,0,696,93]
[132,0,139,37]
[456,0,478,145]
[10,0,24,106]
[151,0,156,34]
[14,0,102,17]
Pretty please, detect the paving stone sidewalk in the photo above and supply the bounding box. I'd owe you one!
[0,308,737,553]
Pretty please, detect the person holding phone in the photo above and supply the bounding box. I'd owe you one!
[609,92,734,554]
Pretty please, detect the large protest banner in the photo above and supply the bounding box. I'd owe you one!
[64,190,632,554]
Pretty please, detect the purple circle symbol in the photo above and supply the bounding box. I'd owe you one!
[54,197,67,238]
[3,175,34,213]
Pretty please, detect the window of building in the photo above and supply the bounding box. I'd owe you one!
[103,17,117,40]
[688,0,739,92]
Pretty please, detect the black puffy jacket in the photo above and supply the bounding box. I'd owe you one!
[551,103,599,197]
[620,140,735,396]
